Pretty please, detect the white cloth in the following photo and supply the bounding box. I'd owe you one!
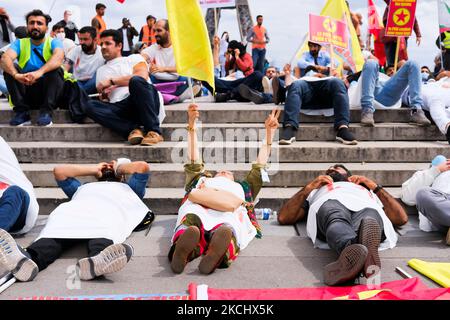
[401,166,450,232]
[0,136,39,234]
[175,177,257,250]
[66,45,105,81]
[37,182,149,243]
[348,72,402,109]
[306,181,398,250]
[141,44,179,81]
[420,78,450,134]
[95,54,166,124]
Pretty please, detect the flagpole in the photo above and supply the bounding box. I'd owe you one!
[214,8,218,37]
[394,37,401,72]
[188,77,196,104]
[48,0,57,14]
[329,43,335,76]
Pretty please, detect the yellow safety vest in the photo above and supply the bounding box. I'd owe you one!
[18,37,52,69]
[443,31,450,49]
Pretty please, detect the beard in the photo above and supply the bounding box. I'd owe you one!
[81,44,94,53]
[29,29,45,40]
[328,172,349,183]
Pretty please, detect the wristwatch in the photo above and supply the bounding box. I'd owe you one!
[373,184,383,194]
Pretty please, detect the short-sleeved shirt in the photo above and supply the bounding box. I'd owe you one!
[9,37,63,73]
[95,54,147,103]
[67,45,105,81]
[141,44,179,81]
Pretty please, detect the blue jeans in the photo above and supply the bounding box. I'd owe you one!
[150,75,188,97]
[0,75,8,95]
[252,48,266,73]
[361,60,423,112]
[78,75,97,95]
[0,186,30,232]
[86,76,161,139]
[283,78,350,129]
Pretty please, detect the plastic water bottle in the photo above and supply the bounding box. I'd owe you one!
[254,208,276,220]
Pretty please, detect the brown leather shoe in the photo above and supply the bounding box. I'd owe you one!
[141,131,163,146]
[171,226,200,274]
[323,244,368,286]
[128,128,144,145]
[198,225,232,274]
[357,218,382,278]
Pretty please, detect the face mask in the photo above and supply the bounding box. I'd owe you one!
[55,32,66,40]
[421,72,429,81]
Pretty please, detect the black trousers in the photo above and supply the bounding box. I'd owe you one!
[203,71,264,101]
[316,199,386,254]
[26,238,113,271]
[4,68,64,114]
[85,76,161,139]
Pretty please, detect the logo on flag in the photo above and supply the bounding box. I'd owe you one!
[385,0,418,37]
[309,14,349,49]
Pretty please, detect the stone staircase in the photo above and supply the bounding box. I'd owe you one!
[0,100,449,298]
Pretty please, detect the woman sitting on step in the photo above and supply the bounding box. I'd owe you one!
[168,104,280,274]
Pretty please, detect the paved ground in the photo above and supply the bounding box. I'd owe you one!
[0,214,446,299]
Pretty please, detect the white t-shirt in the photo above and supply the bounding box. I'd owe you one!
[175,177,257,250]
[122,29,130,52]
[96,54,147,103]
[62,38,76,56]
[306,181,397,251]
[67,45,105,81]
[38,182,149,243]
[0,136,39,235]
[95,54,166,123]
[141,44,179,81]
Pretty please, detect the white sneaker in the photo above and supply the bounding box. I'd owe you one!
[178,84,202,102]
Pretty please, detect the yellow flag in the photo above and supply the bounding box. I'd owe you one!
[296,0,364,73]
[166,0,215,91]
[408,259,450,288]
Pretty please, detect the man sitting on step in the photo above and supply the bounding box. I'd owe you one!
[169,104,279,275]
[0,136,39,235]
[1,9,65,127]
[401,155,450,246]
[277,164,408,286]
[278,64,358,145]
[0,158,153,282]
[85,29,165,146]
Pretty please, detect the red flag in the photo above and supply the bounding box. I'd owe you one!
[368,0,383,39]
[117,0,125,3]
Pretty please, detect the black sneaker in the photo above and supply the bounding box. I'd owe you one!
[37,113,53,127]
[214,92,230,103]
[446,126,450,145]
[272,76,285,105]
[238,84,265,104]
[9,111,31,126]
[336,127,358,145]
[279,126,297,145]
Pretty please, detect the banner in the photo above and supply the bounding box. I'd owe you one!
[199,0,236,9]
[385,0,418,37]
[309,14,349,49]
[439,0,450,32]
[191,278,450,300]
[295,0,364,73]
[167,0,215,91]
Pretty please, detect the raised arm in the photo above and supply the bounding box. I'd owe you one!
[256,108,281,165]
[349,175,408,227]
[53,163,109,181]
[277,175,333,225]
[187,104,200,163]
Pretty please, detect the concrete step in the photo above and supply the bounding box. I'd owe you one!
[34,187,416,216]
[22,162,431,188]
[0,102,421,124]
[0,122,444,142]
[9,141,450,163]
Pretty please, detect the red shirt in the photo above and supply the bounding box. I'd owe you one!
[226,52,254,77]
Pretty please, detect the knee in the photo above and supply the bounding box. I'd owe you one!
[403,60,419,71]
[129,76,147,91]
[329,78,346,91]
[4,185,29,202]
[363,59,379,72]
[416,187,435,209]
[317,199,343,220]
